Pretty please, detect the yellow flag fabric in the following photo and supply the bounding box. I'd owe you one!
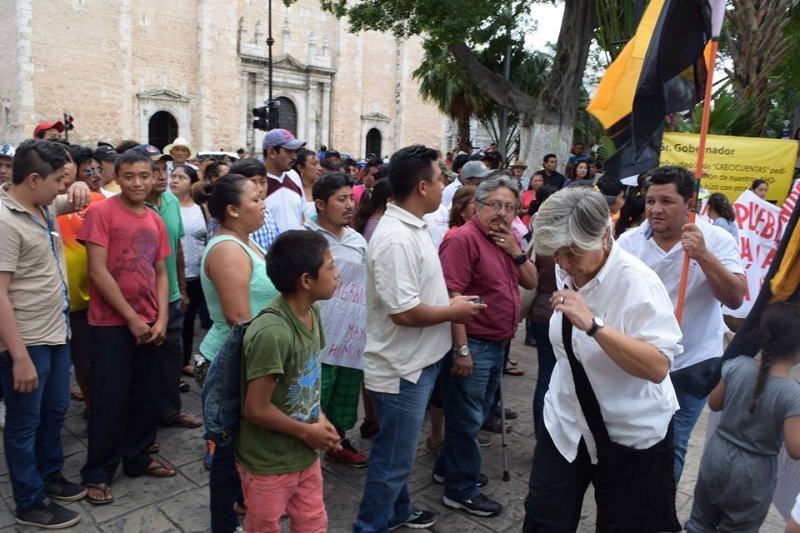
[770,222,800,302]
[587,0,665,130]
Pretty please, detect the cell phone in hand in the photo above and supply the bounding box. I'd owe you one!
[470,297,484,305]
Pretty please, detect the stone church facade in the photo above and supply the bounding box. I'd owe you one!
[0,0,449,158]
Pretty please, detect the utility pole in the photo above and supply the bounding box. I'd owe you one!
[266,0,279,127]
[252,0,280,131]
[498,4,512,166]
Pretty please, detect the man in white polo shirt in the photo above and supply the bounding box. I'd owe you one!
[352,145,485,533]
[262,129,306,232]
[617,165,745,483]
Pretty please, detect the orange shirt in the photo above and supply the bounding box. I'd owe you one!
[57,191,106,312]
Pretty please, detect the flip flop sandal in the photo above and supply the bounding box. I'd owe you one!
[504,366,525,376]
[145,460,176,478]
[85,483,114,505]
[146,442,160,454]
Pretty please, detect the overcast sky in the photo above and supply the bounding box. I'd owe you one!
[526,3,565,51]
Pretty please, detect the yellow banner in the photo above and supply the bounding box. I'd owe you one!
[660,132,798,204]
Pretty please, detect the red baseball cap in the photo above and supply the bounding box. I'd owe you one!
[34,121,65,138]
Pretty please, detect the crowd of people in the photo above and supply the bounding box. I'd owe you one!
[0,119,799,533]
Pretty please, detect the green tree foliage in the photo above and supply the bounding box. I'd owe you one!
[412,41,492,153]
[724,0,797,136]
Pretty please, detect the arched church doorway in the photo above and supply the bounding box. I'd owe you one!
[276,97,298,135]
[148,111,179,151]
[366,128,382,158]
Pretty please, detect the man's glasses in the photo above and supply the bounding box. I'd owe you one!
[477,200,518,213]
[83,166,103,177]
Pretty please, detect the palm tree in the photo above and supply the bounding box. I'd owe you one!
[413,41,491,153]
[725,0,796,135]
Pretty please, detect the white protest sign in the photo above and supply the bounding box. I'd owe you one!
[723,190,785,319]
[318,261,367,369]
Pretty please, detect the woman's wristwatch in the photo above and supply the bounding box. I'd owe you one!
[587,317,605,337]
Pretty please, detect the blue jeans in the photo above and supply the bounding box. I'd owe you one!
[673,385,708,483]
[0,345,71,514]
[209,433,243,533]
[434,337,505,501]
[531,321,556,435]
[525,318,535,344]
[353,363,439,533]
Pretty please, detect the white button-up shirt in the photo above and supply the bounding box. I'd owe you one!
[544,244,682,463]
[363,203,451,393]
[617,218,744,371]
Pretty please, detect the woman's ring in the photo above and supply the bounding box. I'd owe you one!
[500,238,505,243]
[560,296,566,304]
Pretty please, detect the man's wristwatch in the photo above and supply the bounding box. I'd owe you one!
[587,317,605,337]
[454,345,470,357]
[514,253,528,266]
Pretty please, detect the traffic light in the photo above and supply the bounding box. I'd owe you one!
[251,100,280,131]
[63,113,74,131]
[252,106,268,131]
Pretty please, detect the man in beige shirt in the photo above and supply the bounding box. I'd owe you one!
[0,140,90,529]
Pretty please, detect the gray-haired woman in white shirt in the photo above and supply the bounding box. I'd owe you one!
[522,187,683,532]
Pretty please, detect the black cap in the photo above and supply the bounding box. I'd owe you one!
[94,145,119,162]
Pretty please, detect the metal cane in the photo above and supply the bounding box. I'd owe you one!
[499,370,510,481]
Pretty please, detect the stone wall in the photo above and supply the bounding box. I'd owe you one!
[0,0,448,156]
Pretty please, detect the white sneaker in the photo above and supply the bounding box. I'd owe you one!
[0,399,6,429]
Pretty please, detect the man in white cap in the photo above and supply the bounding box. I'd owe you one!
[441,160,493,209]
[163,138,197,178]
[262,129,307,232]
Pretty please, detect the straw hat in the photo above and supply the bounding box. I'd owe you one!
[163,137,197,159]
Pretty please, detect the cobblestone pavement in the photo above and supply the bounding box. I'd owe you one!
[0,324,788,532]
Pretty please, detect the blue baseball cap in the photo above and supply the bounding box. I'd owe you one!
[134,144,173,161]
[262,129,306,151]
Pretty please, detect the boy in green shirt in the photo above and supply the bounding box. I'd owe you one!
[238,230,341,532]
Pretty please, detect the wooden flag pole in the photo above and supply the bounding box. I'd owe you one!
[675,37,720,324]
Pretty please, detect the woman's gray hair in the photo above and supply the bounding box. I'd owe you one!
[533,187,610,255]
[475,175,520,205]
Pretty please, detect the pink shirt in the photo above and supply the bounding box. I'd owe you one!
[78,196,171,326]
[439,217,521,340]
[353,184,366,206]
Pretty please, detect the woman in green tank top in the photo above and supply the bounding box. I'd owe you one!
[196,175,278,533]
[199,177,278,364]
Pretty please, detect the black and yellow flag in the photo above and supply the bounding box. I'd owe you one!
[588,0,712,178]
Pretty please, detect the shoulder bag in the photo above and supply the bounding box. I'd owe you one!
[562,316,681,533]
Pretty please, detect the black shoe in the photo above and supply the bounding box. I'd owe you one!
[389,509,436,530]
[432,472,488,488]
[179,381,190,393]
[16,497,81,529]
[443,493,502,517]
[359,419,379,439]
[43,472,87,502]
[503,408,518,420]
[481,417,512,434]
